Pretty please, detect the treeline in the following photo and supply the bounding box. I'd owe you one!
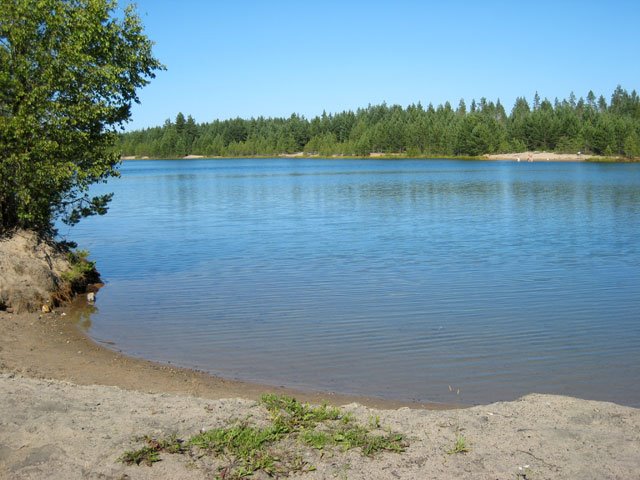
[119,86,640,158]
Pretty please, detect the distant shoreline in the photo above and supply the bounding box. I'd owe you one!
[120,151,636,162]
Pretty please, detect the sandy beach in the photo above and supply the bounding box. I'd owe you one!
[484,151,608,162]
[119,151,628,162]
[1,307,639,479]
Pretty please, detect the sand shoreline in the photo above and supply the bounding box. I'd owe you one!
[120,151,632,162]
[0,305,439,410]
[1,307,639,478]
[485,151,598,162]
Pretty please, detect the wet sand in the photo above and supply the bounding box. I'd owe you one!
[0,305,445,410]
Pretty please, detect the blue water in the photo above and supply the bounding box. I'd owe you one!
[63,159,640,406]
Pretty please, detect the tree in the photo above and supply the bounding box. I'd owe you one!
[184,115,198,153]
[116,86,640,160]
[623,131,640,158]
[533,92,541,111]
[508,97,531,147]
[598,95,608,113]
[175,112,186,135]
[456,99,466,116]
[0,0,163,234]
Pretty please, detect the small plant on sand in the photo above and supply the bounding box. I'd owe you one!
[61,249,96,284]
[447,434,470,454]
[261,393,343,430]
[261,394,405,456]
[188,422,284,477]
[323,424,406,456]
[369,414,381,429]
[119,435,185,466]
[120,445,161,466]
[120,394,407,479]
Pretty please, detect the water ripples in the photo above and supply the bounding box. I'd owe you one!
[65,159,640,406]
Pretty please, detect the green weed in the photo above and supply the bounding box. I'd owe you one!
[189,423,277,453]
[261,393,342,430]
[119,435,185,466]
[61,249,96,284]
[447,434,469,454]
[336,426,405,456]
[119,446,160,466]
[121,394,406,479]
[369,414,381,429]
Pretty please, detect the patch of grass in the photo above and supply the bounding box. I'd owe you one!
[331,425,406,456]
[369,414,381,429]
[119,435,185,466]
[119,446,160,466]
[299,429,332,450]
[188,422,282,476]
[120,394,407,479]
[184,419,313,479]
[261,393,342,430]
[61,249,96,284]
[263,394,406,456]
[189,423,276,453]
[299,423,405,456]
[447,434,469,454]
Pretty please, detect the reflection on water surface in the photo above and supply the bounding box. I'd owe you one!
[64,159,640,406]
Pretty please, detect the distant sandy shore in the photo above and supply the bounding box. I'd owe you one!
[484,151,608,162]
[120,151,631,162]
[1,306,639,479]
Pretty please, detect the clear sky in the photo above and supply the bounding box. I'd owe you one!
[122,0,640,131]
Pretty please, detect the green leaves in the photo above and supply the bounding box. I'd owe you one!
[0,0,163,233]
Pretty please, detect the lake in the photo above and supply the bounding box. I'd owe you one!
[63,158,640,406]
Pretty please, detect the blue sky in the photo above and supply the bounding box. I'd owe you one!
[122,0,640,131]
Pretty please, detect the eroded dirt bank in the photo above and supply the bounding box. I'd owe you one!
[0,230,98,313]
